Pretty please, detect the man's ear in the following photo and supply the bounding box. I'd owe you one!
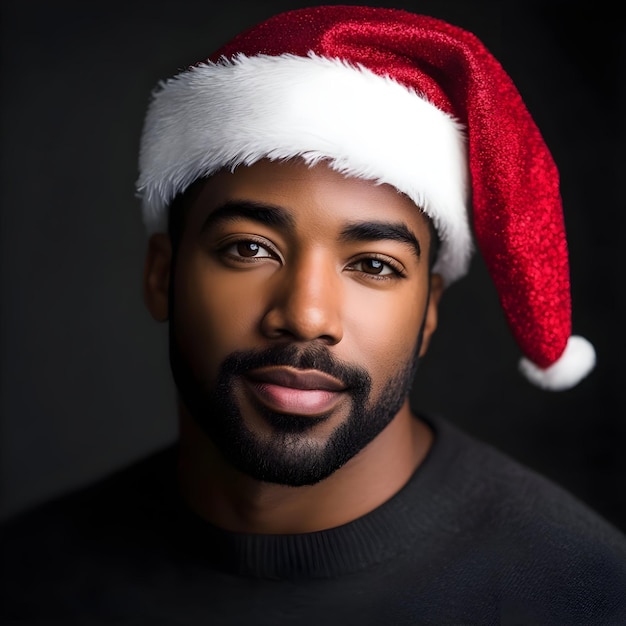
[418,273,444,358]
[143,233,172,322]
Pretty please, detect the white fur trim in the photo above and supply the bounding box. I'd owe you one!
[518,335,596,391]
[136,53,471,284]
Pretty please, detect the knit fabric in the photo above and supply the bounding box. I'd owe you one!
[2,414,625,625]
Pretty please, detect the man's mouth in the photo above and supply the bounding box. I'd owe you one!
[243,366,347,416]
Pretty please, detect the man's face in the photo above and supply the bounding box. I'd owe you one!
[149,159,440,486]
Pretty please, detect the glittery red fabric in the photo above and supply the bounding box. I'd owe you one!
[209,5,571,368]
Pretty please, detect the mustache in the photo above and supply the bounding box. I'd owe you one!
[220,343,372,393]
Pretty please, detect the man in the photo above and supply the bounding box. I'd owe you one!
[2,6,625,624]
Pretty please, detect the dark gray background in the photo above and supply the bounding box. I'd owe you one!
[1,0,625,532]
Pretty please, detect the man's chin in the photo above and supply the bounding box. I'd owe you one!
[185,382,405,487]
[171,342,415,486]
[221,411,354,486]
[249,408,331,435]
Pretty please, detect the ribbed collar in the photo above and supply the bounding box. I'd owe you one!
[173,414,456,580]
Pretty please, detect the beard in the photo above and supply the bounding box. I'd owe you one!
[170,332,422,487]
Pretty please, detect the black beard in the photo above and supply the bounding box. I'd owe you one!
[170,335,421,487]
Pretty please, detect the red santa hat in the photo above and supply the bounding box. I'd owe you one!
[136,5,596,391]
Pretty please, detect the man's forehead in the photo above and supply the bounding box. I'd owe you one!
[185,159,429,230]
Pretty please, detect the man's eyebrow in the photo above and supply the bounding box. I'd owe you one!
[201,201,295,232]
[339,221,422,258]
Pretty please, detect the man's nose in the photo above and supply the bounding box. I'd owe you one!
[260,251,343,345]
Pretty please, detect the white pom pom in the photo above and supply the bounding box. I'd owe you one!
[519,335,596,391]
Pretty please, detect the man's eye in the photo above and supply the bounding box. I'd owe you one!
[353,258,395,276]
[227,240,275,259]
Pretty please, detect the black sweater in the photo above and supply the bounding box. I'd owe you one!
[2,414,626,625]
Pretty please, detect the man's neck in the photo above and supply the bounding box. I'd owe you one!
[176,402,433,534]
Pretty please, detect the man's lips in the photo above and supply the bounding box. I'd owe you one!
[243,367,347,416]
[247,367,347,392]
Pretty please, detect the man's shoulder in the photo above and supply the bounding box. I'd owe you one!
[1,443,178,532]
[428,414,626,545]
[417,415,626,621]
[1,444,183,619]
[0,444,179,605]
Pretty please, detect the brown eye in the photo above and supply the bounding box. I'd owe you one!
[236,241,262,257]
[223,239,276,260]
[347,257,399,279]
[361,258,388,275]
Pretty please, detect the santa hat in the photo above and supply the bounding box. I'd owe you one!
[136,5,596,391]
